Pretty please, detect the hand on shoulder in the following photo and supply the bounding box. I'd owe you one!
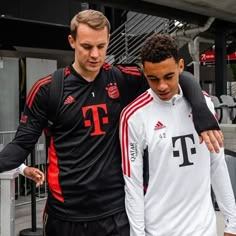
[199,130,224,153]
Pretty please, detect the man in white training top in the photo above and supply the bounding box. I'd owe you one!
[119,34,236,236]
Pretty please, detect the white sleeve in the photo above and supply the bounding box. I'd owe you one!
[16,163,27,176]
[211,148,236,234]
[120,113,145,236]
[205,93,219,122]
[205,94,236,233]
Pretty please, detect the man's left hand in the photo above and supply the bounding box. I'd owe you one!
[24,167,45,187]
[199,130,224,153]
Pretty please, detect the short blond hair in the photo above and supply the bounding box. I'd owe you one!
[70,9,111,39]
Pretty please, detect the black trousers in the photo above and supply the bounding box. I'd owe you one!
[43,210,130,236]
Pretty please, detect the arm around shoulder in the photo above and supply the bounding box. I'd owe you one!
[179,71,223,153]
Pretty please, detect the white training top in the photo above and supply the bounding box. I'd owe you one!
[119,87,236,236]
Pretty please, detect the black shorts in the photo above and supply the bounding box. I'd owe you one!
[43,210,130,236]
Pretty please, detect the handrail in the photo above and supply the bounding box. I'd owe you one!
[0,170,18,236]
[107,11,186,65]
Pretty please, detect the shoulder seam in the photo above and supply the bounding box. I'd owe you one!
[120,91,152,122]
[26,76,51,108]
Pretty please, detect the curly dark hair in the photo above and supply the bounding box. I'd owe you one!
[141,34,179,65]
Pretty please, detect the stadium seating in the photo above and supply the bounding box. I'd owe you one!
[220,95,236,123]
[210,95,231,123]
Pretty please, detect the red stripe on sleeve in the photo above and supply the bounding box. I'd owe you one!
[120,92,153,177]
[26,77,51,108]
[117,65,141,76]
[103,62,112,70]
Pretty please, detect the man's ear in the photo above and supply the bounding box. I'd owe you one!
[68,35,75,49]
[178,58,185,73]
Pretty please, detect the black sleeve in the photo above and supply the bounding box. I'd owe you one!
[179,71,220,134]
[115,65,149,106]
[0,133,40,172]
[0,79,50,172]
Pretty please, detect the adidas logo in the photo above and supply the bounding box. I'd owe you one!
[154,121,166,130]
[64,95,76,105]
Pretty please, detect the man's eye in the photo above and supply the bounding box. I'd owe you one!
[148,77,157,80]
[83,45,92,49]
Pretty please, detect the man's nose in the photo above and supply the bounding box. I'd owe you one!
[158,81,168,91]
[90,47,99,57]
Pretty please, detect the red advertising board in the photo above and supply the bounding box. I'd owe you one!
[200,51,236,62]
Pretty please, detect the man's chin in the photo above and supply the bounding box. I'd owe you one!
[87,63,101,70]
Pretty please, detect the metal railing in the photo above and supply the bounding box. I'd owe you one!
[0,131,48,236]
[106,12,184,65]
[0,170,18,236]
[0,131,48,205]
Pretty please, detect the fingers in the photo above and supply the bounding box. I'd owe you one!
[34,169,45,181]
[213,130,224,147]
[200,130,224,153]
[34,177,44,187]
[33,169,45,187]
[200,132,215,153]
[24,167,45,187]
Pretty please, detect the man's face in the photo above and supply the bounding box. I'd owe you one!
[68,23,110,78]
[143,57,184,101]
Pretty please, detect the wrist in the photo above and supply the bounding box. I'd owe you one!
[17,164,27,176]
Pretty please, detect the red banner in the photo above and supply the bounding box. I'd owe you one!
[200,51,236,62]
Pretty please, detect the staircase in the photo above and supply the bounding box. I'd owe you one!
[106,12,183,65]
[106,11,216,67]
[106,11,236,97]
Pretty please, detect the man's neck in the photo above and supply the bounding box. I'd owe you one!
[72,62,99,82]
